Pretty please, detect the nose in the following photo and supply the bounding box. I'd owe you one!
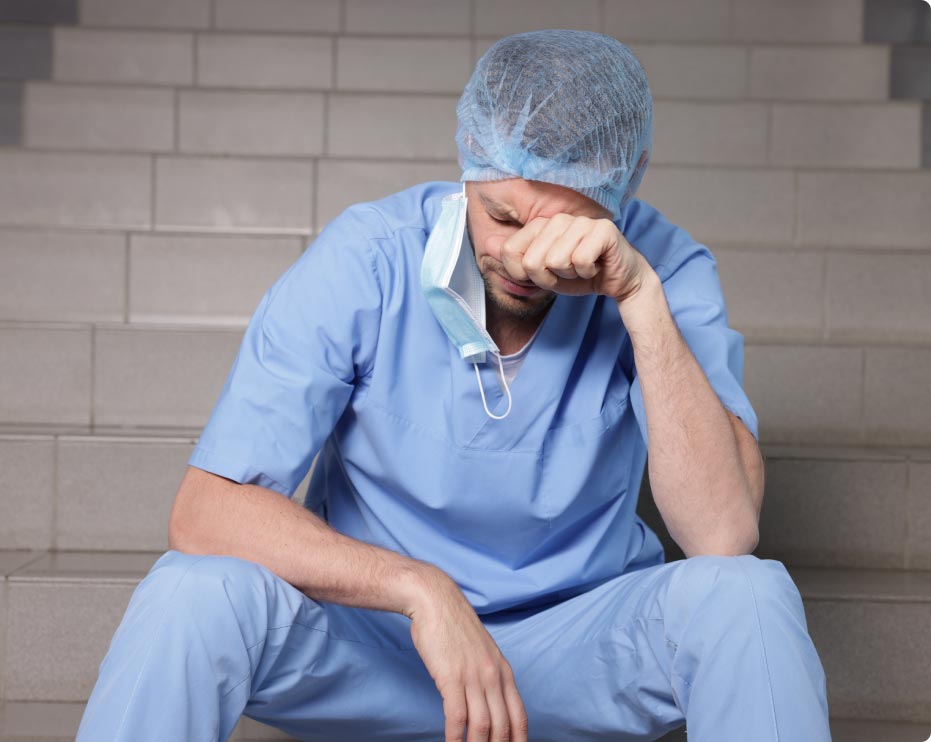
[484,232,507,262]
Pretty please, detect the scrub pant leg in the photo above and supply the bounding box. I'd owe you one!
[76,549,447,742]
[483,553,832,741]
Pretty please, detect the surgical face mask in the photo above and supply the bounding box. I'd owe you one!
[421,183,512,420]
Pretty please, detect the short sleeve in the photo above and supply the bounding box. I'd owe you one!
[629,244,759,448]
[188,209,384,497]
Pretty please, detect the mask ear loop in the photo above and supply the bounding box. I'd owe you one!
[472,354,512,420]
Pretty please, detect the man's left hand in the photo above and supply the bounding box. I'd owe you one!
[499,214,650,305]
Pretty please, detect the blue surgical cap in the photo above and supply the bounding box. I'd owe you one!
[456,30,653,219]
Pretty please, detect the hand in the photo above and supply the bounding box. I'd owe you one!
[405,567,528,742]
[499,214,649,304]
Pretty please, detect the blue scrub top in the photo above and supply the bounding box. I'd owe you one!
[188,181,759,615]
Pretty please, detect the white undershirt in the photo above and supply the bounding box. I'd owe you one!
[496,322,544,386]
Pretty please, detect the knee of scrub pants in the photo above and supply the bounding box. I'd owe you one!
[113,549,292,698]
[662,555,824,697]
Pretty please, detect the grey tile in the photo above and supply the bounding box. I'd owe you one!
[0,81,21,145]
[805,599,931,721]
[636,167,795,245]
[908,462,931,569]
[785,566,931,603]
[714,247,823,342]
[12,550,161,581]
[0,551,45,576]
[25,83,174,152]
[732,0,863,43]
[0,152,151,230]
[230,715,301,740]
[327,94,459,159]
[864,0,931,43]
[93,326,243,428]
[336,37,471,93]
[0,326,92,426]
[651,101,767,166]
[80,0,209,29]
[603,0,730,42]
[216,0,340,33]
[53,28,194,86]
[0,0,77,24]
[0,702,85,739]
[155,156,313,233]
[197,33,332,90]
[923,101,931,168]
[627,44,748,100]
[474,0,600,36]
[830,718,931,742]
[5,581,139,701]
[0,577,5,699]
[0,27,51,80]
[345,0,468,35]
[864,348,931,445]
[827,251,931,344]
[769,103,922,169]
[891,46,931,99]
[750,45,890,102]
[57,438,195,551]
[756,458,908,569]
[129,233,301,326]
[0,438,55,550]
[744,344,863,444]
[178,90,324,156]
[316,160,459,226]
[797,171,931,249]
[0,229,125,323]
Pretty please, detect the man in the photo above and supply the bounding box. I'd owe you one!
[78,30,831,742]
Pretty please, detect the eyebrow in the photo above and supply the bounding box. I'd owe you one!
[478,194,519,218]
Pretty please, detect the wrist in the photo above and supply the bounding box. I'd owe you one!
[396,560,453,619]
[615,262,662,319]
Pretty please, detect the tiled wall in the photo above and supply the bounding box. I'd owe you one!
[0,0,929,448]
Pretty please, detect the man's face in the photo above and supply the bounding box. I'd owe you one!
[465,178,614,320]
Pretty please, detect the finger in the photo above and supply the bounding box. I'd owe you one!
[521,215,575,289]
[482,673,511,742]
[444,686,469,742]
[543,217,594,279]
[570,223,616,280]
[500,218,548,284]
[465,683,492,742]
[501,668,529,742]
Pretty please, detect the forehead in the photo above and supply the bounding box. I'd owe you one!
[471,178,609,218]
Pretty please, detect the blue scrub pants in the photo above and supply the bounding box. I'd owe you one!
[77,550,831,741]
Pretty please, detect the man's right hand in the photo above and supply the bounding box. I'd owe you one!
[405,566,529,742]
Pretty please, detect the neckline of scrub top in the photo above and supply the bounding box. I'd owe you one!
[452,290,599,451]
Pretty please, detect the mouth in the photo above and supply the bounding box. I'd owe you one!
[496,272,546,297]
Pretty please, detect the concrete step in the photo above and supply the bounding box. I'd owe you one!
[1,429,928,567]
[637,444,931,570]
[1,551,930,732]
[3,319,931,442]
[3,704,931,742]
[864,0,931,44]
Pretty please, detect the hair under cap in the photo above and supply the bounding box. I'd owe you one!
[456,29,653,219]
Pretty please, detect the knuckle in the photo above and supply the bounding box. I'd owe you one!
[516,714,530,733]
[473,718,492,736]
[447,711,468,727]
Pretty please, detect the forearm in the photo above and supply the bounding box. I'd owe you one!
[168,466,440,617]
[619,270,758,557]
